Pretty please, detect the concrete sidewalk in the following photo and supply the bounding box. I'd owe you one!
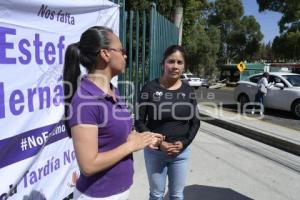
[198,104,300,156]
[128,103,300,199]
[129,122,300,200]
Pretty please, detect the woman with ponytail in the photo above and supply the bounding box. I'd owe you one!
[63,26,163,200]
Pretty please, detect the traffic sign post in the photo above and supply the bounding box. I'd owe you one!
[237,61,246,72]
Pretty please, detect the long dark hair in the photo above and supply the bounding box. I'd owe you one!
[161,45,187,65]
[63,26,113,136]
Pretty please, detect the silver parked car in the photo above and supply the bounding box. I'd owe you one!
[180,73,203,89]
[234,72,300,118]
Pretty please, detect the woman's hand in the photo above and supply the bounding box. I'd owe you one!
[173,141,183,152]
[160,141,183,156]
[142,132,164,149]
[126,131,155,152]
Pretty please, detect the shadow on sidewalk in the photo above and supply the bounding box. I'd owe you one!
[164,184,253,200]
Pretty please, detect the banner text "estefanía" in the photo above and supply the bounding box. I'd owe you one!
[0,26,65,65]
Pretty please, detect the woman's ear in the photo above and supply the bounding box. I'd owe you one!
[99,49,110,63]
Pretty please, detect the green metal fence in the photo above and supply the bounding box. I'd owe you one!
[111,0,179,113]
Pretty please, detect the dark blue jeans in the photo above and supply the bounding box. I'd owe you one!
[254,91,265,112]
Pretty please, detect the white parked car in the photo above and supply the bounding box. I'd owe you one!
[234,72,300,118]
[180,73,204,89]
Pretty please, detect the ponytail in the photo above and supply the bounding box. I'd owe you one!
[63,26,114,137]
[63,42,81,137]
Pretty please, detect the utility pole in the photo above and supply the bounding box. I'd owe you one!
[174,4,183,45]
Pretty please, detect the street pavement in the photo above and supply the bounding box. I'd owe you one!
[129,122,300,200]
[195,87,300,155]
[196,87,300,131]
[198,104,300,156]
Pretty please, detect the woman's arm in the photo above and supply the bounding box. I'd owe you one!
[71,125,154,176]
[134,84,164,149]
[179,91,201,149]
[135,85,151,132]
[263,78,273,89]
[164,90,201,155]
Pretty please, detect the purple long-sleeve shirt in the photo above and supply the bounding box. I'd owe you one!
[68,77,133,198]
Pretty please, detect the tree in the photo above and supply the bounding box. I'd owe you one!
[258,42,274,62]
[273,31,300,61]
[126,0,215,75]
[185,24,221,76]
[209,0,243,64]
[241,16,263,61]
[126,0,210,44]
[180,0,210,45]
[256,0,300,33]
[257,0,300,60]
[209,0,263,63]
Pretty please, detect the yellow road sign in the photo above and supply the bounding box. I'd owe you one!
[237,61,246,72]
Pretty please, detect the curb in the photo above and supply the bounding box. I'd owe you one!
[200,113,300,156]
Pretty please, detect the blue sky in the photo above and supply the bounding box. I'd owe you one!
[242,0,283,44]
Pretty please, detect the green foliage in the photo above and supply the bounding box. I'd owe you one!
[209,0,263,64]
[258,42,274,62]
[230,15,263,61]
[125,0,266,76]
[125,0,214,76]
[181,0,209,45]
[213,0,244,24]
[256,0,300,33]
[125,1,150,11]
[273,31,300,60]
[181,1,221,76]
[185,24,221,76]
[256,0,300,61]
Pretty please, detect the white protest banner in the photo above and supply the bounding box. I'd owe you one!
[0,0,119,199]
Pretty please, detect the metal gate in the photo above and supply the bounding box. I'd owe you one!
[112,0,179,112]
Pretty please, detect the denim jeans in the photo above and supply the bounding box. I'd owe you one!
[255,91,264,104]
[254,91,265,112]
[144,147,190,200]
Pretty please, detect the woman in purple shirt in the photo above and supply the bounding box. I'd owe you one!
[63,26,162,200]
